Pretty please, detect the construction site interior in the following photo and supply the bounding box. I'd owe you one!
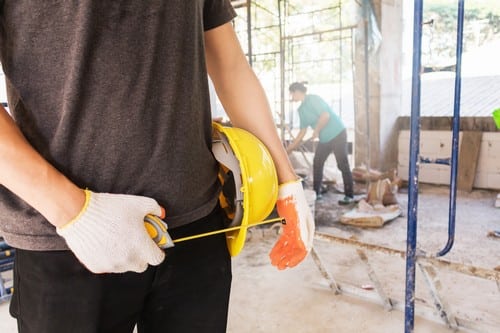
[1,1,499,332]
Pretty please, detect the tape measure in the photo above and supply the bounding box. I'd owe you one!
[144,214,174,249]
[144,215,284,249]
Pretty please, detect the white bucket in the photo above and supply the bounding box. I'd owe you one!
[304,189,316,218]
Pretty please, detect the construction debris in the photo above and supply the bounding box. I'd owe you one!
[352,165,384,183]
[487,230,500,238]
[366,178,399,206]
[340,178,402,228]
[339,200,402,228]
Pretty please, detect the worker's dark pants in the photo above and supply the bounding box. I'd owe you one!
[10,207,232,333]
[313,129,354,198]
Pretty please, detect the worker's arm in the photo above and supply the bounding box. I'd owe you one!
[0,106,85,227]
[0,105,165,273]
[311,112,330,140]
[205,22,314,270]
[204,22,297,184]
[285,128,307,153]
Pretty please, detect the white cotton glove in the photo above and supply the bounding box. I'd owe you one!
[57,189,166,274]
[269,180,315,270]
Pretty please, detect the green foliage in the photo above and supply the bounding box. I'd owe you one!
[423,0,500,65]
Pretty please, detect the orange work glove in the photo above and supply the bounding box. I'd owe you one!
[269,180,315,269]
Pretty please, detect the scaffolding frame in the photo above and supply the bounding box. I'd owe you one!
[231,0,355,145]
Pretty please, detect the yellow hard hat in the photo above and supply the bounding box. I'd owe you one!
[212,122,278,256]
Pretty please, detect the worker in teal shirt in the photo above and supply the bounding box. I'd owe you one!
[286,82,354,204]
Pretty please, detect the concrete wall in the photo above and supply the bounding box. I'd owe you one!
[353,0,381,170]
[378,0,403,172]
[353,0,404,172]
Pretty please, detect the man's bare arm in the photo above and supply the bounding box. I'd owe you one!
[204,22,297,184]
[0,105,84,227]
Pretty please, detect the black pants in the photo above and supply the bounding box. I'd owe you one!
[313,129,353,197]
[10,207,232,333]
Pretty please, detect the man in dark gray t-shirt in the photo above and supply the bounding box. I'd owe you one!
[0,1,314,332]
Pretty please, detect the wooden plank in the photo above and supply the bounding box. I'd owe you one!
[457,131,482,191]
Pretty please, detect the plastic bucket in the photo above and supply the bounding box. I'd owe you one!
[493,108,500,129]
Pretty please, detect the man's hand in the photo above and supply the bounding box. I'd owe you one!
[57,190,166,274]
[269,180,315,269]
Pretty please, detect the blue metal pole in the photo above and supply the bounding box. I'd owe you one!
[404,1,423,332]
[436,0,465,257]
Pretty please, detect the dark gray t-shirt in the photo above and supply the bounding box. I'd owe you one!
[0,0,236,250]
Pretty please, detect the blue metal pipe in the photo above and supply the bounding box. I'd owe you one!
[436,0,465,257]
[404,1,423,332]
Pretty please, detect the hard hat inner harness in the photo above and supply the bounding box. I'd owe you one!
[212,132,245,228]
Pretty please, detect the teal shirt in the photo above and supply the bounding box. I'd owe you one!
[298,94,345,142]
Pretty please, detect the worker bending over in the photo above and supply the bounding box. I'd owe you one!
[287,82,354,204]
